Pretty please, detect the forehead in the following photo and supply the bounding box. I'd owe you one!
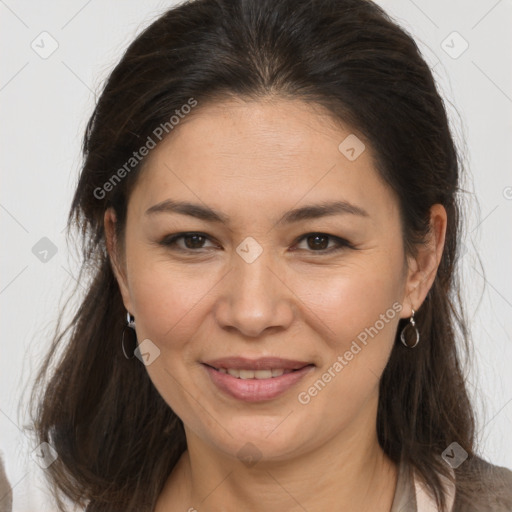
[129,97,397,222]
[149,96,358,169]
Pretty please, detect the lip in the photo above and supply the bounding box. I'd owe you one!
[202,359,315,402]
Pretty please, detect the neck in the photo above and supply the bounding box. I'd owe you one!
[156,397,398,511]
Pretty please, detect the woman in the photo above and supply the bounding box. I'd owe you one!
[29,0,512,510]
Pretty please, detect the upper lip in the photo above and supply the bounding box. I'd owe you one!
[202,357,313,371]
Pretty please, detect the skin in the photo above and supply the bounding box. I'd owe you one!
[105,96,447,511]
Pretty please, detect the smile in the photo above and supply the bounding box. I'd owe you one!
[202,363,314,401]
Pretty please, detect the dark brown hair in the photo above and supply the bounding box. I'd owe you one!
[28,0,476,510]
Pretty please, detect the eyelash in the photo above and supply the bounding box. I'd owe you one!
[159,232,355,254]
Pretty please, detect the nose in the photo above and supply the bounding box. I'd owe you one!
[214,244,295,338]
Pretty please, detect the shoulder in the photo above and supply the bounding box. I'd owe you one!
[0,455,12,512]
[453,455,512,512]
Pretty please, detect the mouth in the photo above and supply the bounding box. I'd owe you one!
[201,357,315,401]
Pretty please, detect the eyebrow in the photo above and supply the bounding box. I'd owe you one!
[145,199,369,224]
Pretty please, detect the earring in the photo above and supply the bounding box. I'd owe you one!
[126,311,136,329]
[400,309,420,348]
[122,311,137,358]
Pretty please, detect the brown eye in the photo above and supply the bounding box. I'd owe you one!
[183,234,207,249]
[160,232,218,251]
[294,233,353,253]
[306,234,329,250]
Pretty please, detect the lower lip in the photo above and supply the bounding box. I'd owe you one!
[202,364,314,402]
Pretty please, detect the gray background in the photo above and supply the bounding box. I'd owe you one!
[1,0,511,510]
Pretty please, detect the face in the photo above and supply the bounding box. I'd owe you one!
[108,97,417,463]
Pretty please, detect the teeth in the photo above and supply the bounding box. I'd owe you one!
[220,368,292,379]
[254,369,273,379]
[240,369,258,379]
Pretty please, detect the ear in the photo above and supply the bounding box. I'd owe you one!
[104,208,134,314]
[402,204,447,317]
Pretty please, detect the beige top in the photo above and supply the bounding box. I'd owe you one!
[390,460,455,512]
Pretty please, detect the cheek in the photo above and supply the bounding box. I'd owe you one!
[121,229,222,346]
[291,257,404,346]
[291,255,404,400]
[125,258,221,424]
[128,258,220,345]
[290,274,402,438]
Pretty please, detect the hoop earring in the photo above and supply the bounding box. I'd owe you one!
[400,309,420,348]
[122,311,137,359]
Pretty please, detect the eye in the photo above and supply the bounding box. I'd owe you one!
[293,233,354,253]
[159,232,219,251]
